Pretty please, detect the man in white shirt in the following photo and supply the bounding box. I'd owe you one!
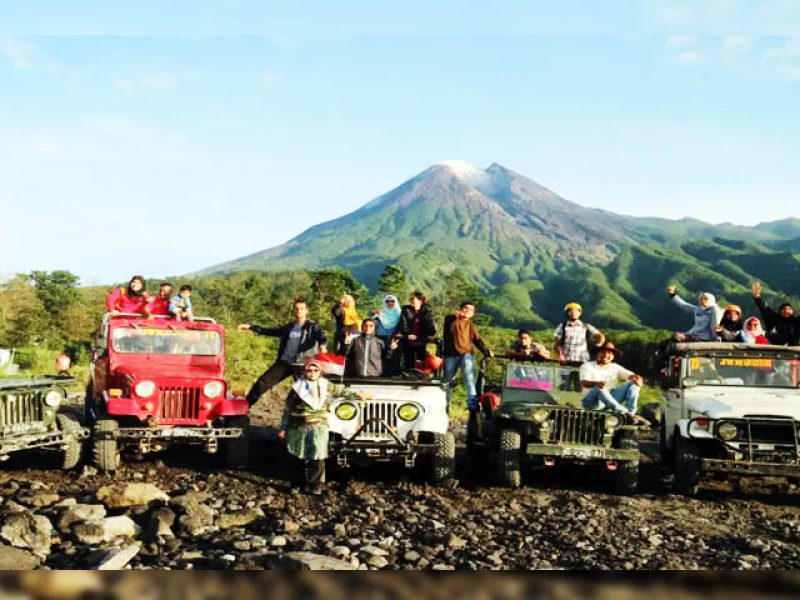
[579,341,649,425]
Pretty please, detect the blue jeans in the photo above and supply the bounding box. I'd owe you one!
[444,354,477,410]
[581,380,640,414]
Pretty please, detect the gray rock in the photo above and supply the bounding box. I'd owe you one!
[367,555,389,569]
[73,522,106,545]
[0,511,53,557]
[97,483,169,508]
[333,523,347,537]
[94,543,142,570]
[218,508,264,530]
[446,534,466,550]
[282,519,301,534]
[332,546,351,559]
[0,543,41,570]
[17,490,60,508]
[58,504,107,533]
[404,550,421,562]
[101,516,141,541]
[263,552,357,570]
[360,545,388,557]
[144,508,176,540]
[270,535,287,547]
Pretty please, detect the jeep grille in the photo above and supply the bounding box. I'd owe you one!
[359,401,398,436]
[544,407,606,445]
[158,386,201,421]
[1,390,43,428]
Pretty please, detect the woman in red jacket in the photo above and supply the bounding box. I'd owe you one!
[105,275,151,315]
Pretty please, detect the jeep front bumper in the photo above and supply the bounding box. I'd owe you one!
[700,458,800,478]
[0,427,89,457]
[525,443,639,463]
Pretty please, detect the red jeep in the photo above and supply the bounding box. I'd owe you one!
[87,313,249,470]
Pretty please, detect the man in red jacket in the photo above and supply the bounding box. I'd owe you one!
[144,282,174,318]
[443,302,493,411]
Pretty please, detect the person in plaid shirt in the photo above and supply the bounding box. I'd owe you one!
[553,302,605,365]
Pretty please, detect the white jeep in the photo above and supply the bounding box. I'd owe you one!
[327,376,455,484]
[661,342,800,495]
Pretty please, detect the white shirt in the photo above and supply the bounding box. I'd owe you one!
[579,361,634,391]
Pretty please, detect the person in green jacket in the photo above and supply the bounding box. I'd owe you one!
[278,358,370,494]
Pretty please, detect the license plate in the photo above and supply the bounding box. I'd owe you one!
[561,447,603,459]
[161,429,204,438]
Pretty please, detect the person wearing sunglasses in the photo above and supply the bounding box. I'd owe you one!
[278,359,370,495]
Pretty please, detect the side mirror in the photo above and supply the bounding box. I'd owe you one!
[682,377,698,388]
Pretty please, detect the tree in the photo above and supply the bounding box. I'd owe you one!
[438,268,482,313]
[378,264,409,299]
[309,269,369,327]
[0,275,49,346]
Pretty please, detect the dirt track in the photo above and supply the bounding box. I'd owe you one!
[0,397,799,570]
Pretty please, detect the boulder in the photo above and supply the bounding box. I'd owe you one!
[58,504,106,534]
[218,508,264,530]
[96,483,169,508]
[93,543,142,570]
[0,543,41,570]
[17,490,61,509]
[0,511,53,557]
[143,508,176,540]
[101,516,141,541]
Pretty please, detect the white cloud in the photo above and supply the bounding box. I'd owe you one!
[114,72,178,94]
[0,37,37,69]
[666,34,698,48]
[723,34,751,53]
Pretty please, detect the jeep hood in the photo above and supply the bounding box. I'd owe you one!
[685,386,800,419]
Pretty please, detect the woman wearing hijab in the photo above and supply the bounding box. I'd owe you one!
[739,317,769,345]
[331,294,363,355]
[374,295,402,341]
[105,275,151,315]
[716,304,744,341]
[278,358,369,494]
[666,285,723,341]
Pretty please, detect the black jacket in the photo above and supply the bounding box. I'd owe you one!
[754,297,800,345]
[399,303,436,345]
[251,321,327,363]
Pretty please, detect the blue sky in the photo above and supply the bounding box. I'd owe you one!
[1,1,799,283]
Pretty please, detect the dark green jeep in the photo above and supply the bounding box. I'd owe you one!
[0,377,86,468]
[467,358,641,494]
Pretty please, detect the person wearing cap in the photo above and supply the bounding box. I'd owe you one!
[580,342,649,425]
[278,359,369,495]
[666,285,723,341]
[716,304,744,342]
[553,302,605,365]
[752,282,800,345]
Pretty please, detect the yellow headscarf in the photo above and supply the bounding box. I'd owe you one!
[341,295,363,329]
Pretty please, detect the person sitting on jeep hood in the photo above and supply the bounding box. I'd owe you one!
[553,302,604,365]
[343,318,398,378]
[666,285,722,342]
[506,329,550,361]
[143,282,174,318]
[580,342,649,425]
[105,275,151,315]
[238,299,328,406]
[752,282,800,345]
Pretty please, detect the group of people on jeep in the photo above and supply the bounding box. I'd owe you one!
[105,276,195,321]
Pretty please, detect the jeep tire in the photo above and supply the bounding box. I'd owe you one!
[611,431,639,495]
[93,419,120,471]
[58,414,83,470]
[674,433,700,496]
[222,416,250,469]
[428,432,456,484]
[497,428,522,488]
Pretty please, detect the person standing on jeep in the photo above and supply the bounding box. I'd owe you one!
[443,302,493,411]
[238,299,328,406]
[553,302,604,365]
[580,341,649,425]
[399,290,436,370]
[752,282,800,345]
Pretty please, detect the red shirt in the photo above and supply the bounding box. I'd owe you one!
[145,296,170,316]
[105,287,149,314]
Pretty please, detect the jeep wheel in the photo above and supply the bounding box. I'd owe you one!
[58,414,83,470]
[611,431,639,495]
[674,433,700,496]
[223,416,250,469]
[428,432,456,484]
[497,428,522,488]
[93,419,120,471]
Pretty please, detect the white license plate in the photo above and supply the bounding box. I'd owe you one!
[161,429,204,438]
[560,447,603,459]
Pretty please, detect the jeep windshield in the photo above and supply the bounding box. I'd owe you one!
[504,364,556,391]
[686,355,800,388]
[111,327,221,356]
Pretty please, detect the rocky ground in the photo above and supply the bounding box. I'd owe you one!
[1,398,799,571]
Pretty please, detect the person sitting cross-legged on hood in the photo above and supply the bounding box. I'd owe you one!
[580,341,650,425]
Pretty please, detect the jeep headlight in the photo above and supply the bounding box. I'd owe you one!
[532,408,551,424]
[44,390,62,407]
[335,402,358,421]
[717,422,739,441]
[397,403,420,422]
[605,414,621,429]
[203,381,224,398]
[134,381,156,398]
